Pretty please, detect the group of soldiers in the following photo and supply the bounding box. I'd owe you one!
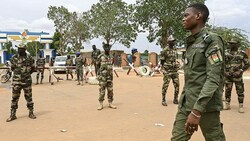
[6,42,117,122]
[159,35,250,113]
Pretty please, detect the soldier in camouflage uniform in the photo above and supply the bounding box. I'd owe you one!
[6,43,36,122]
[224,39,250,113]
[160,35,180,106]
[75,52,85,85]
[36,53,45,84]
[91,45,101,76]
[97,43,116,110]
[65,54,73,80]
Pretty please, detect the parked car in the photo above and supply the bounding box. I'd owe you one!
[53,56,67,73]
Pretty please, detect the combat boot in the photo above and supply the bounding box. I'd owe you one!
[29,111,37,119]
[162,95,167,106]
[97,102,103,110]
[238,103,244,113]
[173,98,178,104]
[223,102,231,110]
[109,102,117,109]
[6,109,17,122]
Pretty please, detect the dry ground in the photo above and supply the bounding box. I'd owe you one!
[0,68,250,141]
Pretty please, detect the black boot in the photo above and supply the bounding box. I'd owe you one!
[162,95,167,106]
[6,109,17,122]
[173,94,179,104]
[29,111,36,119]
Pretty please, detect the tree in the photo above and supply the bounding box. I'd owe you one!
[47,6,71,55]
[134,0,204,48]
[85,0,138,48]
[69,12,90,52]
[3,41,13,53]
[208,26,250,49]
[26,41,44,57]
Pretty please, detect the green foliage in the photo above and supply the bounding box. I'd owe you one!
[134,0,205,48]
[47,6,71,55]
[3,41,15,54]
[85,0,138,48]
[208,26,250,49]
[26,41,44,57]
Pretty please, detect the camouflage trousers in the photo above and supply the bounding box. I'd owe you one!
[36,69,44,80]
[224,76,244,103]
[98,81,114,103]
[162,72,179,100]
[76,68,83,81]
[66,68,73,76]
[10,84,34,111]
[171,104,225,141]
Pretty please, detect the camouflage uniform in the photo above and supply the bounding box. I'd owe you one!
[97,44,116,110]
[75,54,85,85]
[65,56,73,80]
[160,36,180,106]
[91,46,101,76]
[36,57,45,84]
[7,43,36,122]
[224,40,250,112]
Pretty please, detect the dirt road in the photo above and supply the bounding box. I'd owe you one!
[0,69,249,141]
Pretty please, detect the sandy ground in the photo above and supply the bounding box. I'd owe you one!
[0,68,250,141]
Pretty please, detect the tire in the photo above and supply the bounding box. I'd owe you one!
[1,74,11,83]
[138,66,151,76]
[88,76,99,85]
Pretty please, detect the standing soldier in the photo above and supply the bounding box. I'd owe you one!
[65,54,73,80]
[6,43,36,122]
[36,53,45,84]
[160,35,180,106]
[75,52,85,85]
[91,45,101,76]
[97,43,117,110]
[224,38,250,113]
[117,54,122,67]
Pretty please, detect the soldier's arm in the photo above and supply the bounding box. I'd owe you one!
[193,35,224,113]
[242,52,250,71]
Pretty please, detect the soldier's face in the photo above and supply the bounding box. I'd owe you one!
[230,43,239,50]
[18,48,26,56]
[183,7,199,30]
[168,41,175,47]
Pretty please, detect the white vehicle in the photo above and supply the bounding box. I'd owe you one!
[53,56,67,73]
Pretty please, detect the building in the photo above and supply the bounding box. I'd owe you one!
[0,30,54,64]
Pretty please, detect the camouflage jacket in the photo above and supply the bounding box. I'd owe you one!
[10,54,35,85]
[66,58,73,66]
[225,49,250,73]
[91,49,101,62]
[75,56,85,70]
[160,46,179,73]
[36,58,45,68]
[97,53,113,83]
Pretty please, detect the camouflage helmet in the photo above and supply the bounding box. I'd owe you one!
[228,38,239,44]
[167,35,176,42]
[15,43,27,49]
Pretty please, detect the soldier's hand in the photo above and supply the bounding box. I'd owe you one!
[225,72,232,77]
[185,110,200,134]
[233,70,243,77]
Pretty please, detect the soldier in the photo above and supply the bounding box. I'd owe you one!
[117,54,122,67]
[224,38,250,113]
[6,43,36,122]
[160,35,180,106]
[91,45,101,76]
[97,43,117,110]
[65,54,73,80]
[75,52,85,85]
[36,53,45,84]
[171,4,226,140]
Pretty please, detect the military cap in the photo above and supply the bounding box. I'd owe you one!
[167,35,176,42]
[228,38,239,44]
[15,43,27,49]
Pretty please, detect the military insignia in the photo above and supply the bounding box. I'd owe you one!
[211,53,220,63]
